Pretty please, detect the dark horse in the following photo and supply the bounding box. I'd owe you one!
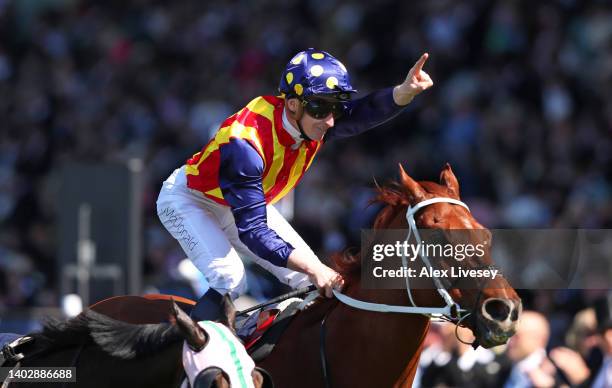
[3,295,273,388]
[257,164,522,388]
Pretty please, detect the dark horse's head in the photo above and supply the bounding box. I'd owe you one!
[366,164,521,348]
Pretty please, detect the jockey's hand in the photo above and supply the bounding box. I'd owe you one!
[287,249,344,298]
[393,53,434,106]
[308,261,345,298]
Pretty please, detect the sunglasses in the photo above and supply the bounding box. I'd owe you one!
[301,98,344,119]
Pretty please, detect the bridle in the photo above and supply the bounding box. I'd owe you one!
[320,197,498,387]
[332,197,486,319]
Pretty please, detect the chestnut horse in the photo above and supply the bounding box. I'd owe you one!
[258,164,521,388]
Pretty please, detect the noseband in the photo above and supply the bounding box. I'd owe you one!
[404,198,501,348]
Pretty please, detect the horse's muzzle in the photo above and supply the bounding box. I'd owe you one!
[476,297,522,348]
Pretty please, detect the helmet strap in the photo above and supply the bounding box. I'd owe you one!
[286,98,312,142]
[295,107,313,141]
[296,119,312,142]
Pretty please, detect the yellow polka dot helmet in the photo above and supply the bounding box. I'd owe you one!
[279,48,357,101]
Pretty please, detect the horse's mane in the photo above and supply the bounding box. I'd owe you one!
[29,309,183,360]
[332,182,409,279]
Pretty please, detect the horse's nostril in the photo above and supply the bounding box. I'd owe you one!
[483,299,511,322]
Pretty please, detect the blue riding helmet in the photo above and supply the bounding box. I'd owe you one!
[278,48,357,101]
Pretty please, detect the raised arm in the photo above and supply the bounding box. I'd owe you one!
[325,53,433,142]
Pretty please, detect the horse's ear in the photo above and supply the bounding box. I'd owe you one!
[253,367,275,388]
[219,294,236,334]
[439,163,460,198]
[398,163,425,203]
[170,299,208,351]
[194,367,229,388]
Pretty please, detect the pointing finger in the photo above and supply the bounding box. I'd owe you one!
[412,53,429,73]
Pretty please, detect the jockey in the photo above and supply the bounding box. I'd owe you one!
[157,48,433,321]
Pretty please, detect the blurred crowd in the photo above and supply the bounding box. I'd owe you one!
[415,303,612,388]
[0,0,611,385]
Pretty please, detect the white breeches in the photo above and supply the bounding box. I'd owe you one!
[156,166,312,297]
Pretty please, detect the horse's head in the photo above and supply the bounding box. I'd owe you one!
[387,164,521,348]
[171,296,274,388]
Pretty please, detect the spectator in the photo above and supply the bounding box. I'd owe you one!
[548,307,600,387]
[504,310,562,388]
[420,324,508,388]
[592,294,612,388]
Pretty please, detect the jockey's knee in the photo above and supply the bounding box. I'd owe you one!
[200,258,247,296]
[229,276,248,299]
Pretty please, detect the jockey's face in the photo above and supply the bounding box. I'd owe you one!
[301,108,334,141]
[286,97,337,142]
